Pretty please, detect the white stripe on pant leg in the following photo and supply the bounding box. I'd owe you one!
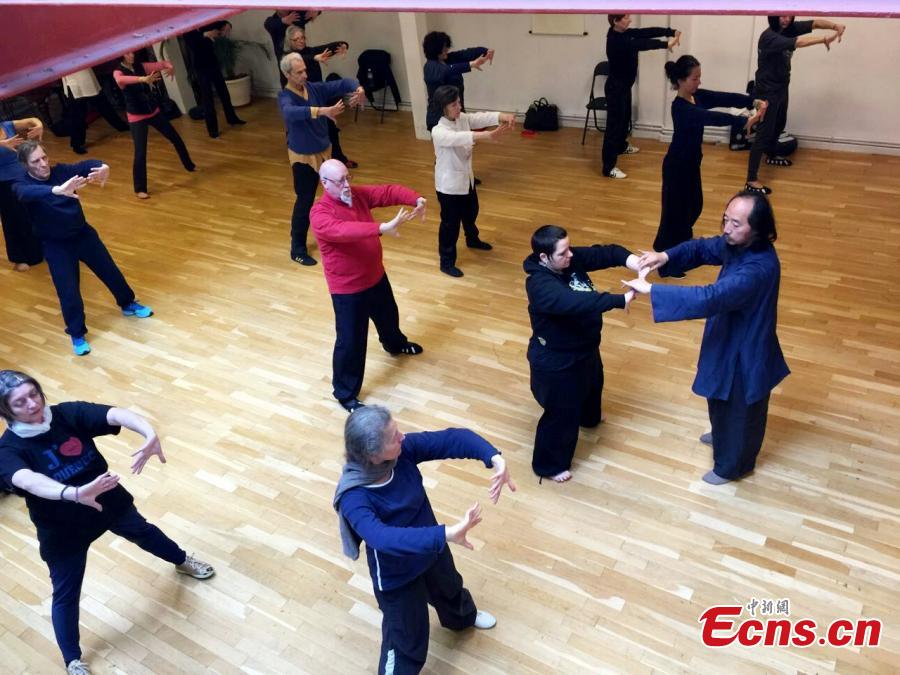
[384,648,395,675]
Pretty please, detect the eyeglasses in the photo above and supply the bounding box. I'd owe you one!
[323,174,352,186]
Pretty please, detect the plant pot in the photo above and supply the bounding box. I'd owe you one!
[225,74,251,107]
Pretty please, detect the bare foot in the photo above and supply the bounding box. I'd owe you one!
[136,192,150,200]
[550,470,572,483]
[13,263,30,272]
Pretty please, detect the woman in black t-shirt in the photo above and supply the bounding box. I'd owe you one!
[0,370,214,675]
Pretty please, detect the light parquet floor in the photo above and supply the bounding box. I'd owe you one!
[1,101,899,674]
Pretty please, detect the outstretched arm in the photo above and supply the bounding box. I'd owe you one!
[106,407,167,474]
[10,468,120,511]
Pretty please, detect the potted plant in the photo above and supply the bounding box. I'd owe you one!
[214,36,271,106]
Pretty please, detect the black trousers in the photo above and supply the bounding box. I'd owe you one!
[196,68,240,137]
[373,546,477,675]
[290,162,320,257]
[42,225,135,338]
[530,350,604,476]
[129,113,195,193]
[48,505,185,665]
[436,188,480,269]
[747,88,788,182]
[327,118,348,163]
[330,274,408,402]
[707,368,770,479]
[0,179,42,265]
[654,154,703,258]
[601,78,632,175]
[66,93,128,150]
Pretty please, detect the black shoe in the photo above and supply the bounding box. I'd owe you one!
[339,398,365,413]
[441,266,464,278]
[664,272,686,279]
[474,177,482,186]
[466,239,493,251]
[744,182,772,195]
[385,341,423,356]
[228,118,247,126]
[209,132,220,139]
[292,253,318,266]
[72,146,88,155]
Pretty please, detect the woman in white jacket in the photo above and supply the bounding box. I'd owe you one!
[430,85,514,277]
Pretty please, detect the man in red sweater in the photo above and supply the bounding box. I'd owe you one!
[310,159,427,412]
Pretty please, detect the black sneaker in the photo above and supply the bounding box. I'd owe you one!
[292,253,318,266]
[72,146,88,155]
[339,398,366,413]
[466,239,493,251]
[385,342,423,356]
[474,177,482,186]
[441,266,464,278]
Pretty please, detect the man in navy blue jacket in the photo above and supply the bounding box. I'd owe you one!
[14,141,153,356]
[624,191,790,484]
[524,226,639,482]
[278,52,364,266]
[334,406,516,674]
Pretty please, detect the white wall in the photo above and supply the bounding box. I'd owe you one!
[225,10,900,153]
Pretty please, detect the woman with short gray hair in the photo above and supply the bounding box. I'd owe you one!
[333,405,516,673]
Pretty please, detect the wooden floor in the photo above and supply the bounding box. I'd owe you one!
[2,102,899,675]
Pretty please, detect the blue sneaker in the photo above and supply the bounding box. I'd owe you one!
[72,336,91,356]
[122,301,153,318]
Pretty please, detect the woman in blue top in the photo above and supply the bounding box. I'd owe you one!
[652,55,766,276]
[0,117,43,270]
[333,406,515,674]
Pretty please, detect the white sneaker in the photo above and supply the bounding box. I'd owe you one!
[474,610,497,629]
[624,144,640,154]
[605,167,627,179]
[66,660,91,675]
[175,554,216,579]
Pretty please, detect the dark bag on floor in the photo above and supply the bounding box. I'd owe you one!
[524,98,559,131]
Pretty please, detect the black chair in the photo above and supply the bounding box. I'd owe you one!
[581,61,609,145]
[355,49,401,123]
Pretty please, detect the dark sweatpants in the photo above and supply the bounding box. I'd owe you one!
[129,113,195,194]
[290,162,320,258]
[654,154,703,259]
[601,78,632,175]
[530,350,604,476]
[0,180,42,265]
[747,88,789,183]
[196,69,241,138]
[707,368,771,479]
[47,505,186,665]
[373,546,477,674]
[330,274,408,403]
[42,225,135,338]
[66,93,129,150]
[436,188,481,269]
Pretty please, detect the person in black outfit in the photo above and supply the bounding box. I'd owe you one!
[0,370,215,675]
[182,21,246,139]
[114,52,195,199]
[264,8,321,68]
[61,68,129,155]
[653,55,766,273]
[602,14,680,179]
[0,117,43,270]
[422,31,493,132]
[284,25,357,167]
[524,225,639,482]
[745,16,844,195]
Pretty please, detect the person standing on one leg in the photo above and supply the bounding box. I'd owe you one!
[278,52,363,266]
[624,192,790,484]
[183,21,246,139]
[0,370,215,675]
[524,225,639,482]
[430,85,514,278]
[602,14,680,179]
[114,52,196,199]
[13,141,154,356]
[745,16,844,195]
[310,159,425,412]
[0,117,43,270]
[653,55,766,274]
[61,68,129,155]
[334,405,515,674]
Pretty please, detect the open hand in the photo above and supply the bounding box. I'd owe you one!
[622,277,652,295]
[130,434,167,474]
[348,86,366,110]
[315,49,333,63]
[77,472,120,511]
[488,455,517,504]
[53,175,89,199]
[412,197,427,222]
[637,249,668,273]
[321,100,346,120]
[282,10,301,25]
[88,164,110,187]
[446,502,483,550]
[26,124,44,140]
